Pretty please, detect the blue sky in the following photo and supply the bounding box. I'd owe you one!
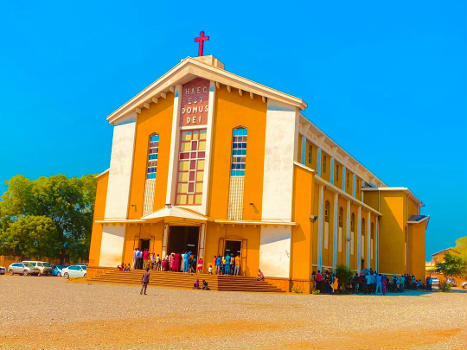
[0,1,465,259]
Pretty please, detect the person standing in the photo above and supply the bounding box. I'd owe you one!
[215,256,221,274]
[234,255,241,276]
[197,257,203,273]
[140,268,150,295]
[143,249,149,269]
[136,248,142,269]
[375,274,383,295]
[224,254,231,275]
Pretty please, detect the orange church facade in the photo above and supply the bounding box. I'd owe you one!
[88,55,429,292]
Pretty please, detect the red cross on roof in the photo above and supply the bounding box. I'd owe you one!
[194,31,209,56]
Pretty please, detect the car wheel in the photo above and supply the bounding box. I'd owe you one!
[23,271,28,276]
[64,272,69,279]
[9,270,14,276]
[57,272,61,277]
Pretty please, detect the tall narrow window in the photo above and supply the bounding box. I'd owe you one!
[351,213,355,231]
[143,134,159,216]
[361,218,365,258]
[228,127,248,220]
[230,128,247,176]
[323,155,327,173]
[336,164,340,182]
[324,201,330,222]
[175,129,207,205]
[146,134,159,179]
[338,207,344,227]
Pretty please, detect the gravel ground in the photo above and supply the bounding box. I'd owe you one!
[0,276,466,350]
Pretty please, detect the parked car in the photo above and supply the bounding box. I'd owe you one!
[0,266,5,275]
[462,281,467,289]
[8,262,39,276]
[22,261,53,276]
[61,265,87,279]
[446,277,457,287]
[431,277,439,285]
[51,264,69,277]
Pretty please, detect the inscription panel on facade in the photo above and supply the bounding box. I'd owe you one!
[179,77,209,127]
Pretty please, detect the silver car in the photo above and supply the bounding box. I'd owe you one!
[8,262,38,276]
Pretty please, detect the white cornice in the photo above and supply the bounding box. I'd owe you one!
[362,187,424,207]
[107,57,307,125]
[298,114,386,187]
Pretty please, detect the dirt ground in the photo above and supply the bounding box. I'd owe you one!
[0,276,466,350]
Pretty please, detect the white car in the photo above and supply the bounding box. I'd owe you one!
[61,265,87,279]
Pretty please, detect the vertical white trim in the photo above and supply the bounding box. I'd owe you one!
[165,85,182,205]
[367,212,371,269]
[346,199,351,267]
[161,224,169,258]
[200,81,216,215]
[332,192,338,270]
[317,148,322,176]
[342,167,346,191]
[261,100,297,221]
[301,135,306,164]
[357,206,362,273]
[330,158,335,184]
[376,217,380,272]
[352,174,357,197]
[104,117,137,219]
[317,185,324,270]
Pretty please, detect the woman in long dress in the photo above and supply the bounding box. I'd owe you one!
[174,252,181,272]
[169,253,175,271]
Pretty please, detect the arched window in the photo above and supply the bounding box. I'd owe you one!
[230,127,247,176]
[146,134,159,179]
[338,207,343,227]
[324,201,330,222]
[351,213,355,231]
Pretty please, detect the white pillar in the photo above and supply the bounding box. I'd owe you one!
[352,174,357,197]
[346,200,351,267]
[376,217,380,272]
[301,135,306,164]
[332,192,338,270]
[357,206,362,273]
[367,212,371,269]
[161,224,169,258]
[317,185,324,271]
[342,167,347,191]
[198,223,206,261]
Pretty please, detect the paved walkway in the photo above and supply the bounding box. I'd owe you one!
[0,276,466,349]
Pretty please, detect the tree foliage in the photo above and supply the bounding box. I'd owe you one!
[435,253,467,278]
[0,174,97,262]
[336,265,353,292]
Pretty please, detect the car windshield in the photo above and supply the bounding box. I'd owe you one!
[24,263,34,268]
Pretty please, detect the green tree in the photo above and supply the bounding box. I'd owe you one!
[436,253,467,279]
[0,216,58,259]
[336,265,353,292]
[0,174,97,262]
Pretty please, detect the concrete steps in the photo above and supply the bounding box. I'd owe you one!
[87,270,284,293]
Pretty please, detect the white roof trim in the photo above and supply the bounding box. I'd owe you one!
[407,215,430,224]
[213,219,296,226]
[107,56,306,125]
[362,187,424,207]
[95,169,109,178]
[141,206,207,222]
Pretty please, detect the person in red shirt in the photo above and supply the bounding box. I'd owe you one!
[316,270,323,292]
[143,249,150,269]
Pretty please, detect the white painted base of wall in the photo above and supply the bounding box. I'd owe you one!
[99,224,126,267]
[259,227,291,278]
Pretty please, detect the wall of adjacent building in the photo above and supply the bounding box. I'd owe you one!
[408,222,426,280]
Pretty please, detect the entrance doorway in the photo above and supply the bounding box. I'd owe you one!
[168,226,199,256]
[224,240,241,257]
[140,239,150,251]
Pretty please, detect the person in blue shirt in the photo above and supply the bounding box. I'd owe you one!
[215,256,221,274]
[224,254,231,275]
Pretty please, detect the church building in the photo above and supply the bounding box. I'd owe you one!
[88,52,429,292]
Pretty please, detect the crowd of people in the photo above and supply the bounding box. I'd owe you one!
[127,249,243,276]
[312,268,430,295]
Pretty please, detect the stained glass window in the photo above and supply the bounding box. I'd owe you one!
[175,129,206,205]
[230,128,247,176]
[146,134,159,179]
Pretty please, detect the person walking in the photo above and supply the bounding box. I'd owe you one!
[234,254,241,276]
[140,267,150,295]
[224,254,231,275]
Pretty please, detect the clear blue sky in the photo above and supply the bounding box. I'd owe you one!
[0,1,465,260]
